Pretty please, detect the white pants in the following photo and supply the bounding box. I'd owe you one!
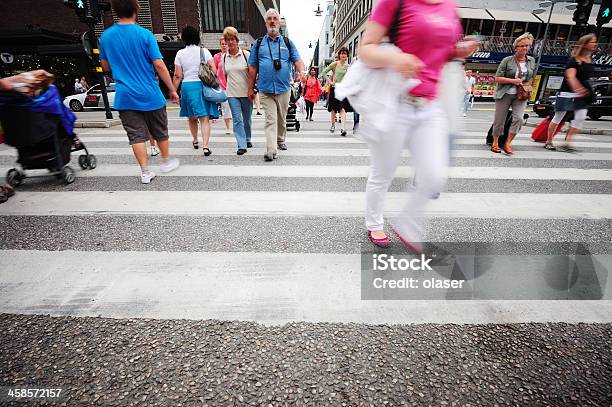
[365,101,449,242]
[552,108,587,129]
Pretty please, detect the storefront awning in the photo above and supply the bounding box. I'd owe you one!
[545,14,576,25]
[486,9,543,23]
[458,8,494,20]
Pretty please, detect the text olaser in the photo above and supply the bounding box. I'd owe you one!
[372,254,433,272]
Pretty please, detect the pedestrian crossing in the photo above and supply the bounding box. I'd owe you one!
[0,107,611,325]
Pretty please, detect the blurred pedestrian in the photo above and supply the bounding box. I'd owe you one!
[545,33,597,152]
[359,0,477,250]
[100,0,180,184]
[247,8,304,161]
[463,69,475,116]
[74,78,84,94]
[490,33,535,154]
[213,36,233,135]
[302,67,323,121]
[173,25,219,156]
[321,47,353,136]
[223,26,253,155]
[80,76,90,92]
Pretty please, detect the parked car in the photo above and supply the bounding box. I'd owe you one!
[63,83,116,112]
[533,80,612,120]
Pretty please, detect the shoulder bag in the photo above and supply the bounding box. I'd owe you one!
[516,58,533,101]
[199,48,219,88]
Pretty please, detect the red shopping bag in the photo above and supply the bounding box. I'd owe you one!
[531,117,563,142]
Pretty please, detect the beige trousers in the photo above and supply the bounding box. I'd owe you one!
[260,91,291,154]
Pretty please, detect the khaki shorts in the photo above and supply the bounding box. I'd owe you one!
[119,108,169,145]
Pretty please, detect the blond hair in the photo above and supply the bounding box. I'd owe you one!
[571,33,597,58]
[222,26,240,42]
[513,33,534,49]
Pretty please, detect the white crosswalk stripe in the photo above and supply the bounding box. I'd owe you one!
[1,108,611,324]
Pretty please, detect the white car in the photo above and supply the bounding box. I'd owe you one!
[64,83,116,112]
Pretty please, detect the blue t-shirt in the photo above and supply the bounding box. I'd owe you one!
[99,24,166,111]
[248,35,301,95]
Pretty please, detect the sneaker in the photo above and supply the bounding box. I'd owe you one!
[544,143,556,151]
[150,146,160,156]
[340,130,347,137]
[237,148,247,155]
[256,111,262,115]
[278,143,288,150]
[141,171,156,184]
[264,153,274,162]
[330,124,335,133]
[160,158,180,173]
[463,113,467,117]
[247,141,253,148]
[558,144,578,153]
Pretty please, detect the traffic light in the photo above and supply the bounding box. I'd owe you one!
[89,0,111,23]
[64,0,88,22]
[597,0,612,27]
[573,0,594,26]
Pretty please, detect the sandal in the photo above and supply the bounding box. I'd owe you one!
[502,144,513,155]
[192,140,199,150]
[490,145,501,153]
[203,147,212,156]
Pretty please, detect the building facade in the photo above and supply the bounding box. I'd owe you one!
[313,1,335,70]
[0,0,276,96]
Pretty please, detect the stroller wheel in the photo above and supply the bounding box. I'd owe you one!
[87,154,97,170]
[78,155,88,170]
[62,167,76,184]
[6,168,23,187]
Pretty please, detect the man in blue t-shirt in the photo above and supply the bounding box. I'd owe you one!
[247,8,304,162]
[99,0,180,184]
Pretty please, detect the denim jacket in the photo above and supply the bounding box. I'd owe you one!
[494,55,536,100]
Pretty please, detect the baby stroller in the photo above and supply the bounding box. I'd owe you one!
[0,85,96,187]
[286,83,301,132]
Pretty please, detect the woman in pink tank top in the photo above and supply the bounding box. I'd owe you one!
[358,0,479,251]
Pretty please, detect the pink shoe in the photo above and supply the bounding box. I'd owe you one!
[391,227,423,254]
[368,230,391,248]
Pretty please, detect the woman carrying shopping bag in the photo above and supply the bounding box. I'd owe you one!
[173,25,219,156]
[358,0,478,250]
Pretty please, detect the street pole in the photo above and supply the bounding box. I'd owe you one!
[86,23,113,120]
[535,2,555,78]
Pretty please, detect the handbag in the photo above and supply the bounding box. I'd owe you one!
[515,59,533,101]
[201,85,227,103]
[199,48,219,88]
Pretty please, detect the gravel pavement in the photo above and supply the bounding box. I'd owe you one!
[1,314,611,406]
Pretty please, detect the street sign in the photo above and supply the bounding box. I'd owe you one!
[0,52,14,64]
